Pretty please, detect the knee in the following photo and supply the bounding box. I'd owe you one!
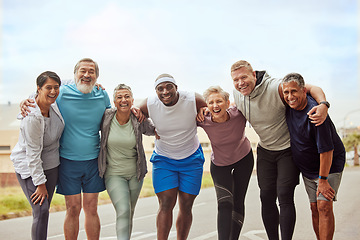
[83,193,99,216]
[114,202,130,217]
[317,201,333,217]
[277,186,295,206]
[83,202,98,216]
[159,196,176,212]
[66,202,82,217]
[34,201,50,219]
[178,192,197,213]
[260,189,277,204]
[216,186,233,210]
[218,199,233,211]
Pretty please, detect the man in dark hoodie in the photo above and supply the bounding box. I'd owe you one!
[230,60,329,240]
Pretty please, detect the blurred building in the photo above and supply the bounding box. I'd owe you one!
[0,103,21,186]
[341,126,360,139]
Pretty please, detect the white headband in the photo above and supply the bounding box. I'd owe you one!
[154,77,177,89]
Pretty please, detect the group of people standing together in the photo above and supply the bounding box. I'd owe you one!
[11,57,345,240]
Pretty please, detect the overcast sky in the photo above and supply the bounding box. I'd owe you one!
[1,0,359,128]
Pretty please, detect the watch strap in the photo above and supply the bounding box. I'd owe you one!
[320,101,330,108]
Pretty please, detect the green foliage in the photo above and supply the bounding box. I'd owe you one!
[140,176,155,198]
[343,132,360,152]
[1,196,31,211]
[0,191,32,218]
[201,172,214,188]
[343,132,360,166]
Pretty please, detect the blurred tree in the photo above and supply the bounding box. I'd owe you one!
[343,132,360,166]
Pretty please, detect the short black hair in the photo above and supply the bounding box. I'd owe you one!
[36,71,61,88]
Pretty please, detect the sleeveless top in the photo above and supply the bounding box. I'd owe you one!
[147,91,200,159]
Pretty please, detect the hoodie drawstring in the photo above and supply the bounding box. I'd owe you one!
[243,95,251,128]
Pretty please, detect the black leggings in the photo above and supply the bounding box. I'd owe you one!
[210,150,254,240]
[257,146,299,240]
[260,186,296,240]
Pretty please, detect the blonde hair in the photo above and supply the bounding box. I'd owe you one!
[230,60,253,73]
[203,86,230,102]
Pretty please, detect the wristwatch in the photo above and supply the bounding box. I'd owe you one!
[319,175,328,180]
[320,101,330,108]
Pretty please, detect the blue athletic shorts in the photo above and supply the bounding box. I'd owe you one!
[56,157,105,195]
[150,145,205,195]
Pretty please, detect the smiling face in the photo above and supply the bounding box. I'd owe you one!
[155,81,179,106]
[37,78,60,106]
[74,61,97,94]
[282,81,307,110]
[231,67,257,96]
[113,89,134,113]
[206,92,230,123]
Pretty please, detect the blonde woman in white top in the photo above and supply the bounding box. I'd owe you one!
[10,71,64,240]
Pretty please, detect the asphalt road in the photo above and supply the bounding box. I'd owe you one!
[1,167,359,239]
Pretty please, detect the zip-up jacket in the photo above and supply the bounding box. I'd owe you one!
[10,98,64,186]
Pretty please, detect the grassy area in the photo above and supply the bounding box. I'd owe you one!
[0,172,214,220]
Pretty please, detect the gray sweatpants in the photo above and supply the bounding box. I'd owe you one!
[16,167,58,240]
[105,175,143,240]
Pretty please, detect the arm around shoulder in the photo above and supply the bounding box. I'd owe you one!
[141,118,155,136]
[138,98,149,118]
[195,93,207,112]
[305,84,326,103]
[305,84,328,126]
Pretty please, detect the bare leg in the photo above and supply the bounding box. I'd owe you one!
[64,194,82,240]
[310,202,320,240]
[156,188,178,240]
[317,200,334,240]
[83,192,101,240]
[176,191,197,240]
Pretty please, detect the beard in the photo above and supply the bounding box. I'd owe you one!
[75,78,96,94]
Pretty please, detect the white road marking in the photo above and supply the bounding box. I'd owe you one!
[131,230,176,240]
[190,231,217,239]
[242,230,267,240]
